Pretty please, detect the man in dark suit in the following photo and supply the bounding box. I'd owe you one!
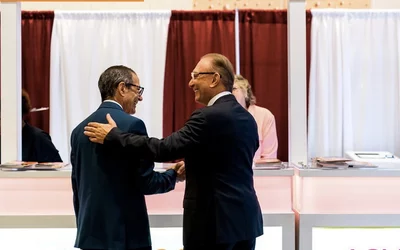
[71,65,184,250]
[84,54,263,250]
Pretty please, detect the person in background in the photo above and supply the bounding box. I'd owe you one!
[70,65,184,250]
[232,75,278,160]
[21,89,62,162]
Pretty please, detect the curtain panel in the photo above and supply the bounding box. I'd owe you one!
[163,10,236,137]
[21,11,54,133]
[50,11,171,162]
[308,10,400,159]
[238,10,312,161]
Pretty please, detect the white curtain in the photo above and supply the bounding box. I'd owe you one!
[50,11,171,162]
[308,10,400,159]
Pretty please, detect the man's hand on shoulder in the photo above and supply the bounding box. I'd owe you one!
[170,161,186,182]
[84,113,117,144]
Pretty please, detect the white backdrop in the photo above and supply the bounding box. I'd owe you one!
[308,9,400,159]
[50,11,171,162]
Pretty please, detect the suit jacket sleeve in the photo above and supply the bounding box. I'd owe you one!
[129,119,177,194]
[70,134,79,222]
[105,110,207,162]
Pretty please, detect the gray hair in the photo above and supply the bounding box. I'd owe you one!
[202,53,235,92]
[98,65,136,101]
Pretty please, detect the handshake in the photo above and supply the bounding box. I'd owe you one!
[170,161,186,182]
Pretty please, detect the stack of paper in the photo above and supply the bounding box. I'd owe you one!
[314,157,351,169]
[0,161,68,171]
[313,157,378,169]
[254,158,282,170]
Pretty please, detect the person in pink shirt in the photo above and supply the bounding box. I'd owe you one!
[232,75,278,160]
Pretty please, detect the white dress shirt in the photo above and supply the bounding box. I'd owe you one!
[207,91,231,106]
[103,99,123,109]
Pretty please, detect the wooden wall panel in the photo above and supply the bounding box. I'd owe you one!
[192,0,371,9]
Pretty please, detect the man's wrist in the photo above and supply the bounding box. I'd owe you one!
[168,167,178,176]
[104,127,116,144]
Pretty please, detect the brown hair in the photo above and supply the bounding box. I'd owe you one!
[22,89,32,116]
[234,74,256,108]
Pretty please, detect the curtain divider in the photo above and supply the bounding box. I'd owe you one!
[234,8,240,75]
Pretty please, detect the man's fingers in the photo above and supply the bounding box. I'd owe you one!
[84,131,95,137]
[88,137,103,144]
[176,161,185,169]
[89,137,99,143]
[84,126,99,133]
[106,113,117,127]
[87,122,101,127]
[177,166,185,175]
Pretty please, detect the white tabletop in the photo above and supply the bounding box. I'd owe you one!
[0,163,294,178]
[295,165,400,177]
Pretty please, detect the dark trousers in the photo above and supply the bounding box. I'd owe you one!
[82,247,151,250]
[184,238,255,250]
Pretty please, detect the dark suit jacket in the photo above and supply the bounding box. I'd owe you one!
[70,101,177,250]
[22,122,62,162]
[104,95,263,246]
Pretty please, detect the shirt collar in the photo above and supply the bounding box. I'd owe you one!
[103,100,123,109]
[207,91,231,106]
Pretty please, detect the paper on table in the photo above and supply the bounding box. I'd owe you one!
[253,166,282,170]
[0,162,69,171]
[0,161,37,168]
[315,157,352,163]
[30,107,49,112]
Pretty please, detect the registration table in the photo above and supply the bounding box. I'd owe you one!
[294,165,400,250]
[0,165,294,250]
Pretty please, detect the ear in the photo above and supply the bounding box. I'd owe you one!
[116,82,126,97]
[209,73,221,88]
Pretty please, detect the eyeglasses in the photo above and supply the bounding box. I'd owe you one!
[125,83,144,96]
[191,72,216,80]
